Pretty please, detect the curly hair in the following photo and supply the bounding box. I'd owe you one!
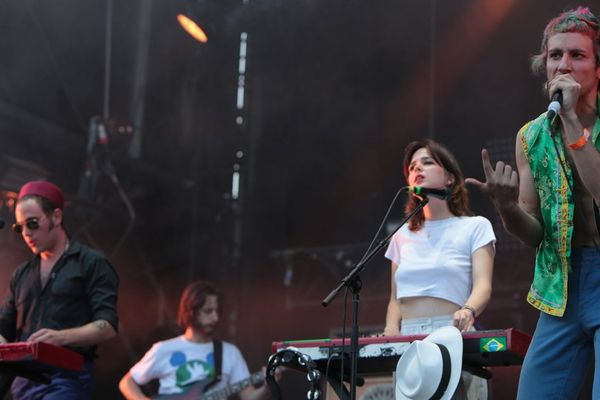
[402,139,472,231]
[177,280,221,329]
[531,7,600,79]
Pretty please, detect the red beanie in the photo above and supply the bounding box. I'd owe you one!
[18,181,65,210]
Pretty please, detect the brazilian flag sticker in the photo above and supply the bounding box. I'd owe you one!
[480,337,507,352]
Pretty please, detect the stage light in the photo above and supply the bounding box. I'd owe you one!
[177,13,208,43]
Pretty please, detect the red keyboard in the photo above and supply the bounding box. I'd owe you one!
[272,328,531,374]
[0,341,84,372]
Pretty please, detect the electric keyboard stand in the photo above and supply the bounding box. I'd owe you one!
[328,374,349,400]
[325,358,367,400]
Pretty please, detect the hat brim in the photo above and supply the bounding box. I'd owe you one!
[396,325,463,400]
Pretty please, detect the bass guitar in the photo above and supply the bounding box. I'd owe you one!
[153,371,264,400]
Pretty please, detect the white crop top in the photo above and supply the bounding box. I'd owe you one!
[384,216,495,307]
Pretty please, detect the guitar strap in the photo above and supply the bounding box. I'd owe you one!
[203,339,223,392]
[214,339,223,383]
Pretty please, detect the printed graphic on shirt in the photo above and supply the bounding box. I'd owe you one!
[170,350,216,389]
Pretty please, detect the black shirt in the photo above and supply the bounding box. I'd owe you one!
[0,240,119,359]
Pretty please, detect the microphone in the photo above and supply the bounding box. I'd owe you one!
[406,186,451,200]
[547,89,562,121]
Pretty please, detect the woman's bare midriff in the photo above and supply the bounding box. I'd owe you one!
[398,296,461,320]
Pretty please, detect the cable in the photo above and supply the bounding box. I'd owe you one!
[338,286,350,396]
[357,187,405,265]
[333,186,406,397]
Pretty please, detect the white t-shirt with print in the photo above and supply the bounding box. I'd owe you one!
[385,216,495,307]
[130,335,251,395]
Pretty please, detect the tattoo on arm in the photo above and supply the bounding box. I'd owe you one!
[93,320,108,331]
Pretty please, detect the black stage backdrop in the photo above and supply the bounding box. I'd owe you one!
[0,0,594,398]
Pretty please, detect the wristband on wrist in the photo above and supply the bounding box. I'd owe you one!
[461,304,477,318]
[567,128,590,150]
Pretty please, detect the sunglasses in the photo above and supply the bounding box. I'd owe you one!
[12,216,45,234]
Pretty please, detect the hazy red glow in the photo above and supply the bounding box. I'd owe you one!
[341,0,519,210]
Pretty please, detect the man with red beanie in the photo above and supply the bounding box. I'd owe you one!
[0,180,119,399]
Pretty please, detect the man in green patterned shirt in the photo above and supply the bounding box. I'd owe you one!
[467,6,600,399]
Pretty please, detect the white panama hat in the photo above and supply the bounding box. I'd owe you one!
[395,326,463,400]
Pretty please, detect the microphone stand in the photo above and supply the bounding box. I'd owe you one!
[322,196,429,400]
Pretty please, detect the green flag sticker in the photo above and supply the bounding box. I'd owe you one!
[480,337,506,352]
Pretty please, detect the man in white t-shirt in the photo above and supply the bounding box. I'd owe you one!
[119,281,274,400]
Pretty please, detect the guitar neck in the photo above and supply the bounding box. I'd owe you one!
[205,372,263,400]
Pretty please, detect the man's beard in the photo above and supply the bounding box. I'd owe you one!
[193,322,216,336]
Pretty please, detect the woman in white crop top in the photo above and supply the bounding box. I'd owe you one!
[383,139,496,336]
[384,139,496,399]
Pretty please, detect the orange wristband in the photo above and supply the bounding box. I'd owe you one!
[567,128,590,150]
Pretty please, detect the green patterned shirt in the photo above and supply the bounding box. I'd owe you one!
[519,95,600,316]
